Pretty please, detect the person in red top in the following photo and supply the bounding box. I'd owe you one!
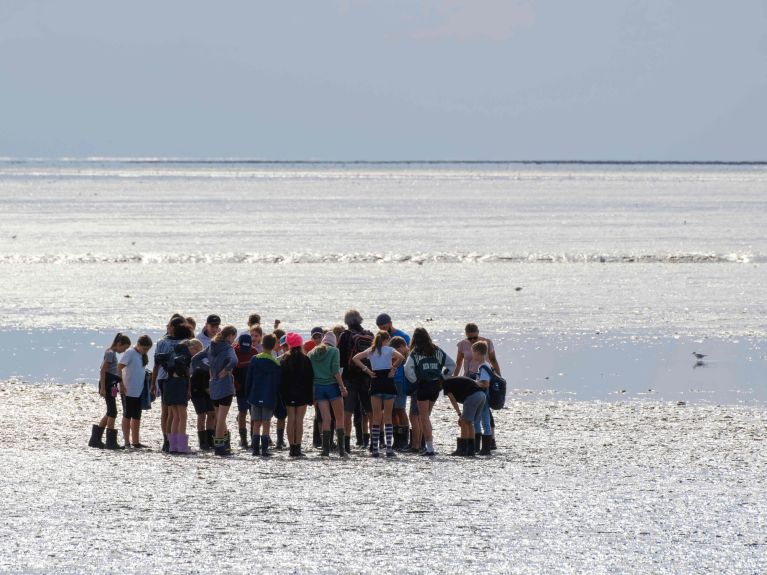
[303,327,324,354]
[233,333,257,449]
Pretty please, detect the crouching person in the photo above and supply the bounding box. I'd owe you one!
[245,334,282,457]
[441,375,487,457]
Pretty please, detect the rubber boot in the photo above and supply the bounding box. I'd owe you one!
[344,436,351,454]
[490,436,497,451]
[197,430,209,451]
[88,425,106,448]
[224,431,232,455]
[161,434,170,453]
[239,427,249,449]
[479,434,493,456]
[474,435,481,453]
[276,428,286,450]
[288,444,297,457]
[214,437,229,457]
[168,433,178,454]
[400,427,410,451]
[205,429,215,451]
[465,436,476,457]
[313,417,322,448]
[336,429,348,458]
[355,419,363,446]
[451,438,465,456]
[178,434,191,454]
[104,428,124,450]
[295,443,306,457]
[362,433,370,448]
[251,434,259,456]
[320,431,332,457]
[261,435,271,457]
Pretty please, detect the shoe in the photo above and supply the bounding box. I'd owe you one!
[239,428,249,449]
[177,434,191,454]
[224,431,232,455]
[490,436,497,451]
[88,425,106,449]
[295,443,306,457]
[451,438,466,456]
[474,435,481,452]
[320,431,332,457]
[161,434,170,453]
[276,429,286,450]
[362,433,370,448]
[104,428,124,450]
[214,437,229,457]
[479,435,492,456]
[371,450,380,458]
[386,448,397,458]
[168,434,178,454]
[205,429,215,450]
[313,418,322,448]
[344,436,351,454]
[131,443,149,449]
[197,430,209,451]
[420,450,436,457]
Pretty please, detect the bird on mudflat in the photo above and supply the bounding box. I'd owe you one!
[692,352,706,360]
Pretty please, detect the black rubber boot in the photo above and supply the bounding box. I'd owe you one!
[214,437,229,457]
[362,433,370,448]
[276,428,286,450]
[239,428,249,449]
[474,435,481,452]
[354,419,363,446]
[224,431,232,455]
[313,417,322,448]
[465,436,476,457]
[490,436,497,451]
[344,436,351,454]
[197,430,209,451]
[161,433,169,453]
[295,443,306,457]
[88,425,106,448]
[479,434,493,456]
[401,427,410,451]
[450,438,465,456]
[251,434,259,456]
[104,428,124,450]
[336,429,348,458]
[261,435,271,457]
[206,429,215,450]
[320,431,332,456]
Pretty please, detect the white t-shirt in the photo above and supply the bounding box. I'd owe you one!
[120,347,146,398]
[369,346,395,371]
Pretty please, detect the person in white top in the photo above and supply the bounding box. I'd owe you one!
[353,331,404,457]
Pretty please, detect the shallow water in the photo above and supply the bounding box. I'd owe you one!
[1,382,765,574]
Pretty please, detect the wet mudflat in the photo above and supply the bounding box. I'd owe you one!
[1,381,765,574]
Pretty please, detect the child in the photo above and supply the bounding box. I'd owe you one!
[209,325,238,456]
[281,332,314,457]
[272,330,288,447]
[308,332,348,457]
[160,338,195,454]
[89,333,131,449]
[389,335,413,451]
[190,340,215,451]
[441,374,486,457]
[352,331,405,457]
[118,335,153,449]
[233,334,256,449]
[245,334,282,457]
[472,341,495,456]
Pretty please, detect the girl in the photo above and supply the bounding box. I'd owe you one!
[164,339,201,454]
[280,332,314,457]
[233,333,256,449]
[404,327,456,457]
[208,325,238,456]
[353,331,405,457]
[307,332,348,457]
[118,335,153,448]
[89,333,132,449]
[190,340,215,451]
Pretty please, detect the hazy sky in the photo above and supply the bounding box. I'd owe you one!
[1,1,765,160]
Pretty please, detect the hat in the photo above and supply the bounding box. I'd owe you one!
[237,333,252,351]
[322,332,337,347]
[376,313,392,327]
[206,314,221,326]
[310,326,324,337]
[286,332,303,348]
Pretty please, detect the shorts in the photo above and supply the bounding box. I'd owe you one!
[122,396,143,420]
[191,395,214,414]
[104,393,118,419]
[371,393,397,401]
[343,375,372,414]
[162,377,189,407]
[212,395,233,408]
[236,390,250,413]
[369,370,397,396]
[314,383,341,402]
[250,405,273,422]
[273,396,287,420]
[461,391,486,424]
[394,378,408,410]
[416,379,442,403]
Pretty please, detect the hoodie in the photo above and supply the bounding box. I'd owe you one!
[246,352,282,409]
[208,340,238,400]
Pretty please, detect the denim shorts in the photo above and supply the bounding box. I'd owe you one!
[371,392,397,401]
[314,383,341,402]
[393,378,408,410]
[461,391,486,424]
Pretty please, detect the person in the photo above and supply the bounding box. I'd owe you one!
[375,313,409,342]
[472,341,496,456]
[272,330,286,358]
[453,323,501,450]
[245,334,282,457]
[247,313,261,328]
[281,333,314,457]
[197,314,222,348]
[151,316,194,452]
[271,330,288,448]
[404,327,456,456]
[308,332,348,457]
[352,331,405,457]
[377,314,411,449]
[190,340,215,451]
[118,335,153,449]
[208,325,238,456]
[88,333,131,449]
[441,374,487,457]
[233,333,256,449]
[161,338,197,454]
[185,317,197,333]
[303,326,324,354]
[249,325,264,353]
[338,309,373,454]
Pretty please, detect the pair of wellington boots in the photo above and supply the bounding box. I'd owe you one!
[88,425,123,450]
[168,433,190,454]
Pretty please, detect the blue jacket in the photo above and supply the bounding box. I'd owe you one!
[246,353,282,408]
[208,340,237,400]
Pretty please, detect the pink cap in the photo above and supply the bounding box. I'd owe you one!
[285,332,303,349]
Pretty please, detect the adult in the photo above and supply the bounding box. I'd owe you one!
[338,309,373,454]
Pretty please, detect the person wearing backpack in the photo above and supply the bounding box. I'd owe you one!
[472,341,499,455]
[161,339,197,454]
[338,309,373,454]
[404,327,456,456]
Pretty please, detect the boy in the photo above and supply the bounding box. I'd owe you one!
[472,341,495,455]
[245,334,282,457]
[190,340,215,450]
[233,333,256,448]
[389,335,411,450]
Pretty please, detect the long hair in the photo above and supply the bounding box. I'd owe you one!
[282,346,305,369]
[212,325,237,343]
[137,334,153,366]
[410,327,436,356]
[111,332,131,349]
[370,331,390,355]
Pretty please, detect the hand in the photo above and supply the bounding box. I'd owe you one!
[274,319,281,329]
[150,385,157,397]
[388,368,396,378]
[218,370,228,379]
[340,385,348,398]
[98,385,105,398]
[119,384,127,396]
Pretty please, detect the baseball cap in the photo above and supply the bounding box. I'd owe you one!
[237,333,252,351]
[310,326,324,337]
[376,313,392,327]
[206,314,221,326]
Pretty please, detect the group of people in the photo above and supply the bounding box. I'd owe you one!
[87,310,503,458]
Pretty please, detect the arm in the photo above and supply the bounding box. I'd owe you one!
[118,362,128,395]
[489,350,501,375]
[404,355,417,383]
[442,351,456,377]
[447,393,461,417]
[390,349,404,369]
[477,365,491,389]
[352,349,370,371]
[335,371,347,396]
[453,349,464,377]
[99,360,109,397]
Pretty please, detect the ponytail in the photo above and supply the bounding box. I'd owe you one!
[137,334,153,366]
[370,331,389,355]
[111,332,131,349]
[213,325,237,343]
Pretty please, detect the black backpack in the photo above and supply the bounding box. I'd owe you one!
[479,365,507,410]
[347,329,374,372]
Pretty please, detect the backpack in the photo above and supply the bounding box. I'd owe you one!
[479,364,507,410]
[156,344,192,379]
[347,330,374,371]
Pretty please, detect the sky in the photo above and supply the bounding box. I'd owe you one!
[1,1,766,161]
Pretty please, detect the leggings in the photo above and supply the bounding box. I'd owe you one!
[473,391,492,435]
[104,392,118,418]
